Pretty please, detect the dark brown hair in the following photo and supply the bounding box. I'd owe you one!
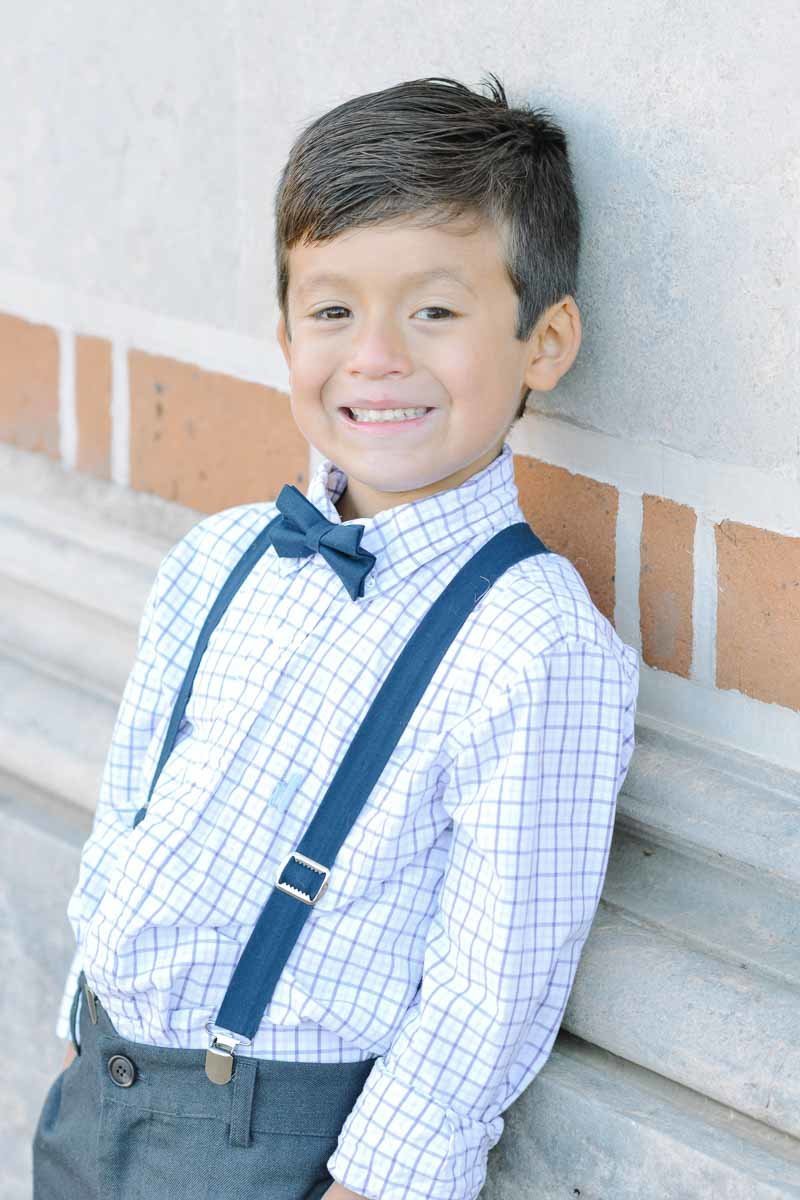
[274,73,581,421]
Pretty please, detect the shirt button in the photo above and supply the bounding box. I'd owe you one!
[365,577,376,590]
[107,1054,137,1088]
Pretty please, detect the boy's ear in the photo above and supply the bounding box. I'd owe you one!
[276,313,291,367]
[523,296,582,393]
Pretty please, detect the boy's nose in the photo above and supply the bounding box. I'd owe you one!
[345,321,414,374]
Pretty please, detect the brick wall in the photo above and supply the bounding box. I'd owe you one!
[2,307,798,717]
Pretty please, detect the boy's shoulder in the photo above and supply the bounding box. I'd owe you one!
[156,499,279,596]
[474,546,639,681]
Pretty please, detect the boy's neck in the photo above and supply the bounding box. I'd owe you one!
[333,443,507,523]
[335,488,361,523]
[334,479,438,522]
[335,479,449,523]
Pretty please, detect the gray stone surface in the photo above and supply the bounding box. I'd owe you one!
[0,772,89,1200]
[0,650,117,813]
[0,442,200,548]
[485,1034,800,1199]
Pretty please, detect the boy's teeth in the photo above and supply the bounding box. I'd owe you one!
[349,406,429,423]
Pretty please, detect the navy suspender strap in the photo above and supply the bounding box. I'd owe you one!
[131,514,285,831]
[131,513,550,1083]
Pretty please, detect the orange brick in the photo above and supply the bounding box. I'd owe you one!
[514,455,618,624]
[716,520,800,711]
[639,495,695,677]
[75,334,112,479]
[129,350,308,512]
[0,312,59,458]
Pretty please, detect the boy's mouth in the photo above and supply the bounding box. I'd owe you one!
[338,406,435,433]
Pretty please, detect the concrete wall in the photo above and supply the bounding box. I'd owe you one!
[1,0,799,758]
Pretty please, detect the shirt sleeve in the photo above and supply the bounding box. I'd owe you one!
[326,634,640,1200]
[54,528,202,1040]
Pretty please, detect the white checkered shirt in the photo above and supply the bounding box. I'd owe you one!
[57,440,640,1200]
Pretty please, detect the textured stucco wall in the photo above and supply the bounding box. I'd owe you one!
[1,0,797,476]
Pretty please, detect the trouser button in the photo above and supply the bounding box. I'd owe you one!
[107,1054,137,1088]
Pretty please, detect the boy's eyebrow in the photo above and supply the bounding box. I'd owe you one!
[295,267,477,299]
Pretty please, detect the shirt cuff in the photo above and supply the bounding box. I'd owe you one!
[55,948,83,1041]
[326,1056,503,1200]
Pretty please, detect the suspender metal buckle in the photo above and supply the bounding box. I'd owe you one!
[275,850,330,905]
[204,1022,251,1085]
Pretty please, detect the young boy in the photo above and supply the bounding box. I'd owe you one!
[34,73,639,1200]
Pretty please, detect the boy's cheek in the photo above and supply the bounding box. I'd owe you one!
[290,390,337,429]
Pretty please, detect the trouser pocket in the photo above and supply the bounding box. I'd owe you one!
[32,1045,97,1197]
[68,978,82,1054]
[98,1095,340,1200]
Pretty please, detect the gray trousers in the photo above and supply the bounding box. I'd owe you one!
[32,974,377,1200]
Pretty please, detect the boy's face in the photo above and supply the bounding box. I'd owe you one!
[276,213,580,520]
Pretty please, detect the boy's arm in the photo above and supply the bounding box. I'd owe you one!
[320,1185,369,1200]
[55,527,204,1041]
[326,634,640,1200]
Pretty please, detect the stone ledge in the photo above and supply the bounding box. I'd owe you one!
[566,903,800,1139]
[0,651,116,811]
[486,1031,800,1200]
[621,722,800,892]
[0,440,201,545]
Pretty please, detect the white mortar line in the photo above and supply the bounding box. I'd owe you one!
[615,490,642,654]
[692,516,717,687]
[111,341,130,488]
[57,327,76,469]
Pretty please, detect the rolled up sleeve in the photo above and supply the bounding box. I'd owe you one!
[327,635,640,1199]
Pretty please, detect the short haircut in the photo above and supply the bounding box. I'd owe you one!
[274,73,581,422]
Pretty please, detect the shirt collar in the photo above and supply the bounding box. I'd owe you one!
[274,440,526,596]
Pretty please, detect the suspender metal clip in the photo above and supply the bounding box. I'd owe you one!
[83,979,98,1025]
[204,1023,251,1085]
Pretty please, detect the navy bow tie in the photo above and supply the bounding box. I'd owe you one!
[269,484,377,600]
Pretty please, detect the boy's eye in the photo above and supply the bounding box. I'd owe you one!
[310,305,454,321]
[311,306,350,321]
[416,306,454,320]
